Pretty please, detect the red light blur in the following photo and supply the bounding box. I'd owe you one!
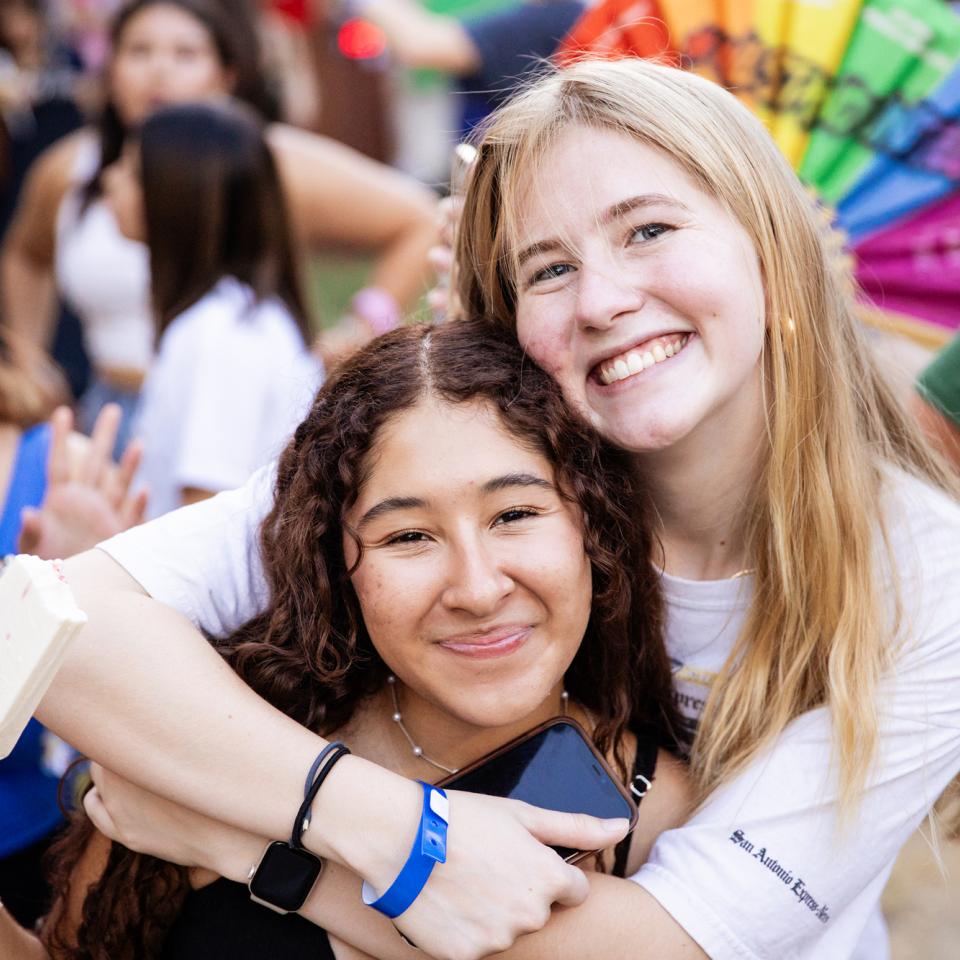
[337,19,387,60]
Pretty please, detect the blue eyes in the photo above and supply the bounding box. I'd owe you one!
[531,263,575,284]
[527,222,674,287]
[632,222,672,242]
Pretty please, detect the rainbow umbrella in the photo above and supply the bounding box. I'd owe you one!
[555,0,960,344]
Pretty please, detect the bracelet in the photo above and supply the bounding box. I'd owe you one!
[302,740,348,834]
[350,286,401,336]
[247,742,351,914]
[361,781,448,919]
[292,742,351,847]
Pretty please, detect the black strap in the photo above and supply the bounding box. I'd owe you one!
[612,737,659,878]
[290,742,351,848]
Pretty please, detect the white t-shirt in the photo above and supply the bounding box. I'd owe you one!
[134,278,322,519]
[99,468,960,960]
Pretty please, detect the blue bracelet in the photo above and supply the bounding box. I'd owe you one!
[361,781,448,919]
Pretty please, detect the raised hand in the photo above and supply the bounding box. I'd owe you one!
[17,405,148,559]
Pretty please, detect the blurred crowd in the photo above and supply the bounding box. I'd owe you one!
[0,0,959,956]
[0,0,596,930]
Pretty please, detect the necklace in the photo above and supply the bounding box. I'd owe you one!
[387,674,570,776]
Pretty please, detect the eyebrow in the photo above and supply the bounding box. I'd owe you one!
[357,496,426,529]
[515,193,689,266]
[356,473,554,528]
[481,472,554,494]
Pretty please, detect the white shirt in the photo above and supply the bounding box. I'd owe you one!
[99,469,960,960]
[134,278,322,519]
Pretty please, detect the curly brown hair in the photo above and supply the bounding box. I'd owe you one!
[45,318,679,959]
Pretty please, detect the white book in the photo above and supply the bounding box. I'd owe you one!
[0,555,87,758]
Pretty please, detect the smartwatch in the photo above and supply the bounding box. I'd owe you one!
[246,742,350,914]
[247,841,324,914]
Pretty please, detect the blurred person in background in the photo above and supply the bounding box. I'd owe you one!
[104,99,322,516]
[0,326,144,929]
[0,0,436,453]
[1,0,92,401]
[0,0,87,238]
[334,0,586,134]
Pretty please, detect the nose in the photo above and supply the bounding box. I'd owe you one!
[573,255,645,332]
[441,534,514,616]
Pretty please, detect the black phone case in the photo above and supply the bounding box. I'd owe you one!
[437,717,638,863]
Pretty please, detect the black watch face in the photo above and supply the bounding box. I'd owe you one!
[249,842,323,912]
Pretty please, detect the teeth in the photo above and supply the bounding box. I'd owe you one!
[598,334,690,385]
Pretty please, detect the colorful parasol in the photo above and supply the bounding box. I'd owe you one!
[555,0,960,346]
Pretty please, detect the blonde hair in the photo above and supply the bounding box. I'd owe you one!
[457,57,960,819]
[0,327,67,429]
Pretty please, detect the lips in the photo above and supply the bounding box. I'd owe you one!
[437,625,532,660]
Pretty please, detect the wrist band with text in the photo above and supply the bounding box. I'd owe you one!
[361,781,448,918]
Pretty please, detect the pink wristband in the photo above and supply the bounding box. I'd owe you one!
[351,287,401,336]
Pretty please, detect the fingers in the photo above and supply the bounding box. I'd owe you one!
[518,803,629,855]
[551,860,591,908]
[122,488,149,529]
[437,195,463,248]
[46,406,74,486]
[83,785,119,840]
[16,507,42,554]
[427,244,453,275]
[83,403,122,486]
[109,437,144,510]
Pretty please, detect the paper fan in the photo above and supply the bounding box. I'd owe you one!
[555,0,960,347]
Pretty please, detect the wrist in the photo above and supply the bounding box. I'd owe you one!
[303,754,421,885]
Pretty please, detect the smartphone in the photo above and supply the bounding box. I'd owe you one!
[438,718,637,862]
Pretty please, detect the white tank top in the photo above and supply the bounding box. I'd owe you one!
[54,137,154,373]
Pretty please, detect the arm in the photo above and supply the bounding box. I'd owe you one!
[84,749,702,960]
[352,0,481,74]
[265,125,437,313]
[0,909,49,960]
[0,132,82,348]
[34,516,625,960]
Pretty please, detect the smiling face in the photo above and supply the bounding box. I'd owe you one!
[109,3,233,126]
[512,125,766,455]
[343,396,592,740]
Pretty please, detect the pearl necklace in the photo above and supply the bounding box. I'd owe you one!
[387,674,570,776]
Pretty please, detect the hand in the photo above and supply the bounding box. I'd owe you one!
[425,196,463,322]
[377,790,628,960]
[17,405,148,559]
[83,763,261,877]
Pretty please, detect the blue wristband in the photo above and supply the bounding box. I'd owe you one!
[361,781,449,919]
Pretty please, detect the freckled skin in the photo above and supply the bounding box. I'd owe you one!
[342,398,592,753]
[514,125,767,457]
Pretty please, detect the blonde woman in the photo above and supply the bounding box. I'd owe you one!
[21,59,960,960]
